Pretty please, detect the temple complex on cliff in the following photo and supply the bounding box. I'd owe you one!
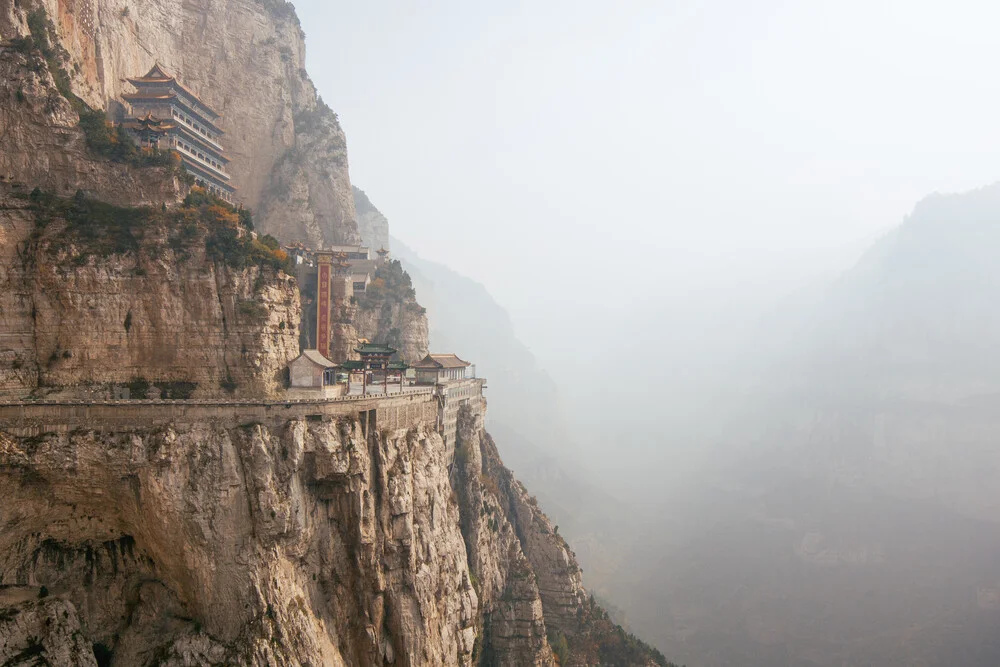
[122,64,236,202]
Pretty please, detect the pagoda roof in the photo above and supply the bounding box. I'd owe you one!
[122,111,176,133]
[337,360,366,371]
[122,91,225,135]
[355,343,397,356]
[127,64,222,119]
[412,354,471,370]
[388,362,409,371]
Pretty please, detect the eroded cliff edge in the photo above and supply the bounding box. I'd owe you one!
[0,0,669,663]
[0,414,477,666]
[0,398,669,667]
[1,0,358,247]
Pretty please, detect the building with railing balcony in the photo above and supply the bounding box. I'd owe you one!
[121,64,236,202]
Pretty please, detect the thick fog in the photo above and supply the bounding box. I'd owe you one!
[295,2,1000,665]
[296,0,1000,360]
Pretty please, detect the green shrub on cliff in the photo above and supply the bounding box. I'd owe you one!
[26,189,293,277]
[356,260,423,313]
[22,8,176,169]
[77,108,178,168]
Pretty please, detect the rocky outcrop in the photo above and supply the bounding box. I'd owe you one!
[0,192,300,398]
[1,3,671,665]
[0,47,184,206]
[0,397,669,667]
[453,405,670,667]
[0,592,98,667]
[0,0,359,246]
[453,406,553,666]
[0,417,477,666]
[351,255,428,363]
[353,186,390,252]
[255,101,357,249]
[354,298,429,363]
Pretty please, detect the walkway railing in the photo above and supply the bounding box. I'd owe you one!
[0,388,435,408]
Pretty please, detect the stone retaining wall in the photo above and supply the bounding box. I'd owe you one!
[0,390,437,436]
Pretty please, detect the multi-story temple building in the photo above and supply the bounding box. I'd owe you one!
[122,64,235,202]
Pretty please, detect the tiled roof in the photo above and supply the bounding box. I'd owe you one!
[412,354,471,369]
[356,343,397,356]
[127,64,222,119]
[297,349,336,368]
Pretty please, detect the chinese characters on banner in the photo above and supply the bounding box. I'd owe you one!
[317,263,331,356]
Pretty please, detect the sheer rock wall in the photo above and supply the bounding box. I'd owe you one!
[0,193,300,399]
[1,0,359,247]
[0,418,478,666]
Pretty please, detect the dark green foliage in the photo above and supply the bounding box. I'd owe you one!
[26,8,73,101]
[64,197,150,256]
[255,0,299,23]
[549,632,569,665]
[206,230,294,274]
[78,109,177,167]
[238,208,254,231]
[190,190,290,273]
[38,585,48,598]
[7,643,45,663]
[154,381,197,399]
[356,260,422,312]
[294,97,342,135]
[27,189,292,277]
[127,377,150,399]
[123,311,133,332]
[9,36,34,54]
[569,595,679,667]
[27,189,151,259]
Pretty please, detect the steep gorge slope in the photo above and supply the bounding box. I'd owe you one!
[0,400,671,666]
[614,183,1000,667]
[0,1,671,663]
[350,188,641,610]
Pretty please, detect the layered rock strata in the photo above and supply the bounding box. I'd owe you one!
[0,193,300,398]
[1,0,358,247]
[0,418,477,666]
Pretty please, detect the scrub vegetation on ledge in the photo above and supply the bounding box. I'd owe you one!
[356,259,425,315]
[24,187,292,275]
[13,6,177,169]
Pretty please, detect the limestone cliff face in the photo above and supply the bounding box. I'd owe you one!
[0,399,669,667]
[0,48,183,206]
[0,192,300,399]
[354,299,429,364]
[353,186,390,252]
[348,190,429,362]
[453,406,670,667]
[0,418,477,666]
[0,0,359,247]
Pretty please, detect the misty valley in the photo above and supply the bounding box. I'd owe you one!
[4,0,1000,665]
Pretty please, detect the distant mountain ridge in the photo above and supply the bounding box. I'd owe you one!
[614,181,1000,667]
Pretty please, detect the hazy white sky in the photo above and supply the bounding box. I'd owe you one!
[292,0,1000,354]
